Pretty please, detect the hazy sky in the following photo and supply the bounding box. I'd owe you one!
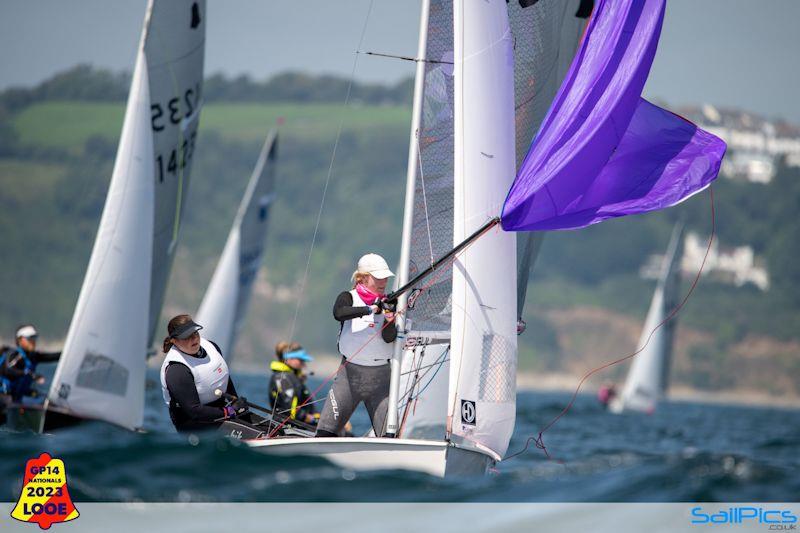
[1,0,798,122]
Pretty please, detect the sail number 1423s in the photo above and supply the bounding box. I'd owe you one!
[150,84,200,183]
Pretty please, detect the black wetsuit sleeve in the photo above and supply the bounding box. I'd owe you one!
[31,350,61,363]
[165,363,225,424]
[333,291,372,322]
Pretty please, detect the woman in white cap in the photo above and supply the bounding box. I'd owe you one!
[159,314,248,432]
[315,253,397,437]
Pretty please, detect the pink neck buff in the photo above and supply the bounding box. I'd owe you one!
[356,283,382,305]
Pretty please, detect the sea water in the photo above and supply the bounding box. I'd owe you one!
[1,370,798,502]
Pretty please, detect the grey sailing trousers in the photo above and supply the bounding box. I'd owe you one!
[316,359,390,436]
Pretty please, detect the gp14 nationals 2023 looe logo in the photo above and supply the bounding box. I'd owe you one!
[11,453,79,529]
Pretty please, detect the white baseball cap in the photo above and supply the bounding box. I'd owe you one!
[15,325,38,339]
[357,253,395,280]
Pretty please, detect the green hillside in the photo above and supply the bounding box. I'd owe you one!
[1,71,799,396]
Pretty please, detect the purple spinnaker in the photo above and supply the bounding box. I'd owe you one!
[501,0,726,232]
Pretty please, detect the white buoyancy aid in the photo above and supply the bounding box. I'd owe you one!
[337,289,392,366]
[160,338,230,405]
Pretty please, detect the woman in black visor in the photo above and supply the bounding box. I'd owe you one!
[159,314,247,432]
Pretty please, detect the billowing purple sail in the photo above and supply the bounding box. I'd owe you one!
[501,0,726,232]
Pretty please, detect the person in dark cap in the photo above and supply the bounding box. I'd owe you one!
[159,314,248,432]
[0,324,61,402]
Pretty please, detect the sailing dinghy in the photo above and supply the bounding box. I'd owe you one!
[7,0,206,433]
[225,0,725,476]
[195,131,278,362]
[609,223,685,414]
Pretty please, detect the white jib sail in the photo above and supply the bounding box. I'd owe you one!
[146,0,206,348]
[195,131,278,361]
[614,223,685,414]
[46,0,206,430]
[448,0,517,460]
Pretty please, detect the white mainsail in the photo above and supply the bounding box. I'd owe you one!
[146,0,206,348]
[46,0,206,430]
[611,223,685,414]
[196,131,278,361]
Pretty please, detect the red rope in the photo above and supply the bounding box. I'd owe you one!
[504,186,716,463]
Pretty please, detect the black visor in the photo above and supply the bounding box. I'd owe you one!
[171,321,203,340]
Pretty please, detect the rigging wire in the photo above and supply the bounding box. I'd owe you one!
[504,186,717,464]
[286,0,375,344]
[358,50,453,65]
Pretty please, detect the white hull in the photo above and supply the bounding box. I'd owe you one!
[241,437,492,477]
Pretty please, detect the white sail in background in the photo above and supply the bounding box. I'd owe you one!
[611,223,685,414]
[47,0,206,430]
[146,0,206,347]
[196,131,278,360]
[448,0,517,460]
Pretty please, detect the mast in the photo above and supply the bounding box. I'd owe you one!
[386,0,431,438]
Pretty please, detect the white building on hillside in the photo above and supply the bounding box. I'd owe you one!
[640,232,769,292]
[677,105,800,183]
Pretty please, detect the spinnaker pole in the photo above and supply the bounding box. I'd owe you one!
[385,216,500,304]
[386,0,431,438]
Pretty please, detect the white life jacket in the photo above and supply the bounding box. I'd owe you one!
[337,289,392,366]
[160,338,230,405]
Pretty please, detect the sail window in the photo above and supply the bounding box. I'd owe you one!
[478,334,517,403]
[75,353,129,397]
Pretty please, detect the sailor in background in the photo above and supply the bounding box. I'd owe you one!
[0,325,61,402]
[269,341,317,424]
[597,383,617,409]
[160,315,248,432]
[315,253,397,438]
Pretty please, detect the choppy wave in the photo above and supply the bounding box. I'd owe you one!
[1,372,798,502]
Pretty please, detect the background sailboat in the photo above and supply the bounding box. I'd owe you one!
[610,223,685,414]
[7,0,206,432]
[195,130,278,362]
